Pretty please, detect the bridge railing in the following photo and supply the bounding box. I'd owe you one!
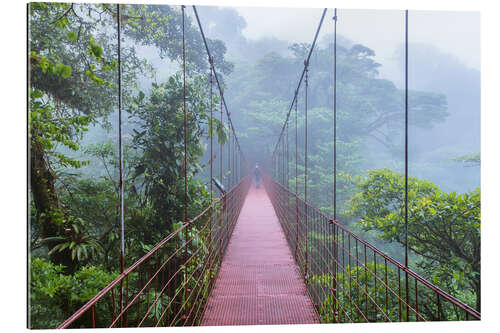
[58,176,251,329]
[263,173,480,323]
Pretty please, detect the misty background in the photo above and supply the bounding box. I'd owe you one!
[78,5,480,193]
[194,6,480,193]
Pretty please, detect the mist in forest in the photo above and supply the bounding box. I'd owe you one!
[28,4,481,328]
[191,6,480,192]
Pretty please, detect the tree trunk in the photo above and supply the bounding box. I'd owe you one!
[30,138,76,273]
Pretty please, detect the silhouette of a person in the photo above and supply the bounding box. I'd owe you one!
[254,164,262,188]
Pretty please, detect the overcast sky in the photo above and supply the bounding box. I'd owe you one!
[233,7,480,70]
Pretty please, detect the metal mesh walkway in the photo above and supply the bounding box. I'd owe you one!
[201,184,319,326]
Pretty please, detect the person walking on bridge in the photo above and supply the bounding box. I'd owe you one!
[253,164,262,188]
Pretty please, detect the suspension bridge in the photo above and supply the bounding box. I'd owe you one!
[56,5,480,328]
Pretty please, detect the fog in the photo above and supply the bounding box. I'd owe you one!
[194,5,480,193]
[73,5,480,194]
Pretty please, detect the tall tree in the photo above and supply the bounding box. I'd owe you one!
[28,3,232,272]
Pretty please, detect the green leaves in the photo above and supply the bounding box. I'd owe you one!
[30,257,118,328]
[67,31,78,42]
[345,168,481,309]
[88,38,103,60]
[43,216,100,263]
[29,88,92,169]
[54,63,72,79]
[31,51,72,79]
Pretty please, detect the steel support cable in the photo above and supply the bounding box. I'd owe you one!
[219,93,223,260]
[227,125,231,188]
[180,5,189,319]
[272,8,327,156]
[304,64,309,279]
[286,115,289,189]
[209,59,213,202]
[191,5,245,162]
[333,8,338,222]
[220,95,223,184]
[282,137,285,185]
[332,7,338,322]
[116,4,126,328]
[182,5,188,224]
[295,92,299,260]
[208,59,214,291]
[231,135,233,187]
[404,9,410,322]
[117,3,125,274]
[404,10,409,269]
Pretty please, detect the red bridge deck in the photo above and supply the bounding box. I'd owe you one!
[201,185,319,326]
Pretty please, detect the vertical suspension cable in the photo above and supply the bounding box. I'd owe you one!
[281,137,285,186]
[209,58,213,202]
[116,4,125,328]
[332,7,338,322]
[219,91,223,260]
[182,5,188,223]
[231,135,234,187]
[278,138,281,184]
[234,143,237,183]
[286,117,289,189]
[277,141,280,184]
[219,91,226,263]
[227,124,231,188]
[282,137,284,185]
[283,137,285,185]
[117,3,124,275]
[404,9,409,268]
[181,5,189,318]
[220,92,223,185]
[304,61,309,279]
[282,139,284,185]
[209,57,213,253]
[333,8,338,222]
[230,133,233,188]
[295,90,299,260]
[233,136,236,185]
[404,8,410,322]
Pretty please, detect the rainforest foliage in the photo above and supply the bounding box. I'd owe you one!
[28,3,479,328]
[29,3,229,328]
